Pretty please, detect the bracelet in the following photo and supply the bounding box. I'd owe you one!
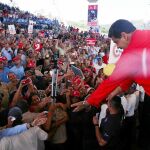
[94,124,99,126]
[26,123,31,129]
[27,123,34,129]
[82,100,88,106]
[30,123,34,127]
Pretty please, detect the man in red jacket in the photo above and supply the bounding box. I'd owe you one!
[71,19,150,111]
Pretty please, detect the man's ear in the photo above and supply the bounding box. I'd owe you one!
[121,32,128,41]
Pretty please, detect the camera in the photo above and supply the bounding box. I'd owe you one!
[51,51,59,68]
[52,51,59,61]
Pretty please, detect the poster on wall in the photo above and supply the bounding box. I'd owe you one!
[88,5,98,26]
[28,25,33,34]
[8,25,16,35]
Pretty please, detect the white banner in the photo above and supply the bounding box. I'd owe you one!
[108,40,123,64]
[28,25,33,34]
[29,20,36,25]
[8,25,16,35]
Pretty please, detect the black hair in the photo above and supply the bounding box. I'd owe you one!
[8,107,23,127]
[109,96,124,118]
[24,68,35,75]
[108,19,136,38]
[28,93,38,105]
[16,100,29,113]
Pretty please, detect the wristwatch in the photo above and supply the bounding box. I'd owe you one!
[30,122,34,127]
[27,123,34,129]
[82,100,89,106]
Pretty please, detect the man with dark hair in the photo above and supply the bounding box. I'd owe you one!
[72,19,150,109]
[93,96,124,150]
[72,19,150,149]
[108,19,136,39]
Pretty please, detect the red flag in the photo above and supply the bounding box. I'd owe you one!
[86,38,96,46]
[34,43,42,52]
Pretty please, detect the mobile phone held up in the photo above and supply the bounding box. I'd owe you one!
[21,78,31,85]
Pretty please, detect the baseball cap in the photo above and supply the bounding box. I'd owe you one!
[8,107,22,120]
[13,56,20,62]
[2,56,7,61]
[0,57,4,62]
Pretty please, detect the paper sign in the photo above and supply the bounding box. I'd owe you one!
[8,25,16,35]
[86,38,96,46]
[28,25,33,34]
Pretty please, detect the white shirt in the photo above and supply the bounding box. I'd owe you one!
[125,93,137,117]
[99,96,128,126]
[99,104,108,126]
[0,127,48,150]
[93,62,106,74]
[10,65,25,79]
[136,85,145,102]
[120,96,128,114]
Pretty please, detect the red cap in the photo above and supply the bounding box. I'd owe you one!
[72,91,80,97]
[27,62,36,68]
[0,57,4,62]
[76,79,81,85]
[58,61,63,65]
[2,56,7,61]
[13,56,20,62]
[84,84,90,89]
[18,42,23,49]
[72,77,81,85]
[72,76,80,83]
[83,68,91,72]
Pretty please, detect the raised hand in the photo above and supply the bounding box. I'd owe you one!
[71,100,89,112]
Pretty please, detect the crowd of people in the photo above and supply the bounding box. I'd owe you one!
[0,2,149,150]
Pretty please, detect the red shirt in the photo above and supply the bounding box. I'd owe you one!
[87,30,150,107]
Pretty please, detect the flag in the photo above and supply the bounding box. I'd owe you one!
[86,38,96,46]
[108,40,123,64]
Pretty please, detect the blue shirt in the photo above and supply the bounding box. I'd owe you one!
[10,65,25,79]
[1,48,13,61]
[0,67,11,83]
[0,124,27,139]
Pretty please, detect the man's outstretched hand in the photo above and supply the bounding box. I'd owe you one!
[71,101,90,112]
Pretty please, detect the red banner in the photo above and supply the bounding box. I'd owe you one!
[86,38,96,46]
